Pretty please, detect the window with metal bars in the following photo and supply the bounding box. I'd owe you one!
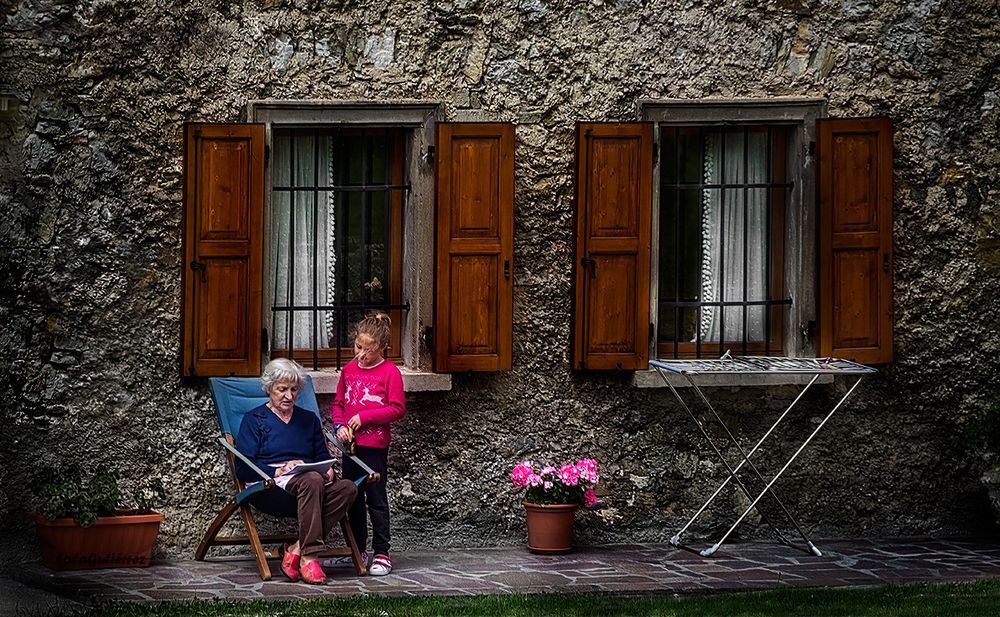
[658,125,792,359]
[269,127,408,369]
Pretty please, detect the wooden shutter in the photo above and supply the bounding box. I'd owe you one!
[572,123,653,370]
[817,117,893,364]
[434,123,515,371]
[181,123,265,376]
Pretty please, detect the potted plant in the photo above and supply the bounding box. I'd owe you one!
[32,464,165,570]
[510,458,600,554]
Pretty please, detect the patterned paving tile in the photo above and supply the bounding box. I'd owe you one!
[6,538,1000,607]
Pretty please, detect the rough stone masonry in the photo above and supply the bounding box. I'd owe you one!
[1,0,999,558]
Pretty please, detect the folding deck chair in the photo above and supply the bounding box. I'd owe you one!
[195,376,379,580]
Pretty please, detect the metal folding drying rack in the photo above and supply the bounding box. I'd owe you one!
[649,355,876,557]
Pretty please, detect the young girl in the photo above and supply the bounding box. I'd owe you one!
[331,312,405,576]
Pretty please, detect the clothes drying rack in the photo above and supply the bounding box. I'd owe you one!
[649,355,876,557]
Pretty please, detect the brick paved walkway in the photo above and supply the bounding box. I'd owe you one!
[9,538,1000,608]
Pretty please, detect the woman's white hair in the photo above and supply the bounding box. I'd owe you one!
[261,358,307,393]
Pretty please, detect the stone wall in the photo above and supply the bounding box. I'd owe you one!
[2,0,999,558]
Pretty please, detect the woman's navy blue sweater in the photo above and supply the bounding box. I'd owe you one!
[234,404,329,483]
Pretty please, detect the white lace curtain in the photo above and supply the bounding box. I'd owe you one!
[699,131,769,343]
[271,134,338,350]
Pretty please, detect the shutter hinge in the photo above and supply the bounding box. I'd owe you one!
[421,325,433,349]
[808,140,816,156]
[649,322,655,345]
[190,260,207,283]
[264,144,270,162]
[652,142,658,168]
[261,328,270,356]
[420,145,435,165]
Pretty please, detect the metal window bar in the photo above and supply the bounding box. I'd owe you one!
[360,134,370,315]
[311,132,320,370]
[673,130,682,360]
[334,130,346,369]
[741,127,749,357]
[382,130,392,316]
[718,129,727,354]
[272,184,411,191]
[660,125,793,359]
[696,128,704,359]
[272,128,410,371]
[765,127,773,356]
[286,130,297,359]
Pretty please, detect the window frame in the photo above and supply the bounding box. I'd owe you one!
[247,101,442,371]
[268,126,407,366]
[640,98,827,360]
[656,124,789,358]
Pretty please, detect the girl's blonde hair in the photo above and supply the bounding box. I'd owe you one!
[352,312,391,355]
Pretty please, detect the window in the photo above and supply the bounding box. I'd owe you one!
[645,100,826,362]
[572,100,893,372]
[269,128,406,367]
[251,102,439,373]
[181,105,516,380]
[657,125,790,358]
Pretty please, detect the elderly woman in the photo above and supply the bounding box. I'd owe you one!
[234,358,357,584]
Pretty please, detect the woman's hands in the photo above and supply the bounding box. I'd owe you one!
[325,467,336,483]
[275,459,305,477]
[336,426,352,443]
[347,414,362,431]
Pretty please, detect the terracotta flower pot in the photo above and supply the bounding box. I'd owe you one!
[523,502,578,554]
[32,510,164,570]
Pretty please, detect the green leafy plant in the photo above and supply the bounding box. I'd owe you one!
[133,478,165,513]
[35,464,164,527]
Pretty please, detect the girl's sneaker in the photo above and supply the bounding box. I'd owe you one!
[321,551,367,568]
[369,554,392,576]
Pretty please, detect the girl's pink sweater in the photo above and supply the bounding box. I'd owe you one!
[330,359,406,449]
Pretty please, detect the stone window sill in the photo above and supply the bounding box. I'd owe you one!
[632,370,834,389]
[309,368,451,394]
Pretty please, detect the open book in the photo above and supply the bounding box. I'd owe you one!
[270,459,338,490]
[281,459,337,476]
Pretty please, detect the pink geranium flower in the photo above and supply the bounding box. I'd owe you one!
[511,461,534,487]
[510,457,603,508]
[559,464,580,486]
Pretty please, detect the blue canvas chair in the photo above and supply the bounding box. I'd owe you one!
[195,375,372,580]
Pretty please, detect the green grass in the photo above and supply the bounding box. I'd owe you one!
[72,579,1000,617]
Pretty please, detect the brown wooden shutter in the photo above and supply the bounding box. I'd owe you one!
[434,123,514,371]
[181,123,265,376]
[572,123,653,370]
[817,117,893,364]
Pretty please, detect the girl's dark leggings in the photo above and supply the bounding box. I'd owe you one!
[343,445,390,555]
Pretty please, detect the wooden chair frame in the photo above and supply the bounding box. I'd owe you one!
[194,376,368,580]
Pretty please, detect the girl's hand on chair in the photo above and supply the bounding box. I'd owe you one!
[336,426,351,443]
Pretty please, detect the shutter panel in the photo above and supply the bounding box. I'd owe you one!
[181,123,265,376]
[817,117,893,364]
[572,123,653,370]
[434,123,515,371]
